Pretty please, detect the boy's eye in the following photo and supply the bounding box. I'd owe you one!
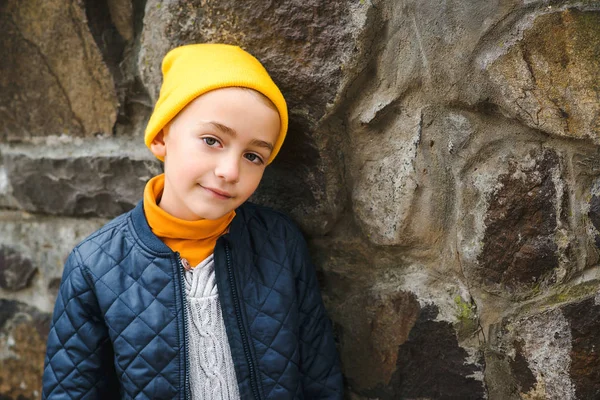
[245,153,264,165]
[203,137,219,146]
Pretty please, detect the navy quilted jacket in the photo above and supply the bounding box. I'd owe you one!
[42,200,343,399]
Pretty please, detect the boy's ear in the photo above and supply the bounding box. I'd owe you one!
[149,130,167,158]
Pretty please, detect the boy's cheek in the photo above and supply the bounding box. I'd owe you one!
[238,180,263,204]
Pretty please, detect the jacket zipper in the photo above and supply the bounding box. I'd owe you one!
[224,242,261,400]
[175,252,191,400]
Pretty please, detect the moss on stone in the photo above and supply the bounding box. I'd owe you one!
[454,295,478,339]
[518,281,600,316]
[530,282,542,297]
[545,280,600,306]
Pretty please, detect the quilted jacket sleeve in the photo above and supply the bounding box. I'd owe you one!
[293,234,344,399]
[42,249,119,399]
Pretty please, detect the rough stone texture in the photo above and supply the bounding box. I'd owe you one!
[458,144,575,299]
[1,141,161,218]
[0,246,36,292]
[313,233,484,397]
[483,349,524,400]
[0,300,51,400]
[360,304,486,400]
[0,0,118,140]
[486,9,600,142]
[570,148,600,269]
[138,0,360,114]
[82,0,153,136]
[589,194,600,247]
[106,0,134,42]
[563,296,600,399]
[7,155,150,217]
[478,149,564,294]
[351,107,423,246]
[2,0,600,398]
[337,288,421,390]
[0,161,18,211]
[489,308,576,400]
[0,212,106,313]
[488,291,600,400]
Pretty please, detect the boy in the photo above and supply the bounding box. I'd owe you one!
[42,44,343,399]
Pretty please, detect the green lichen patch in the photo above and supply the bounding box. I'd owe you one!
[453,295,479,340]
[517,280,600,316]
[544,280,600,306]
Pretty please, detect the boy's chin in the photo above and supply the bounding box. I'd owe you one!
[189,205,238,221]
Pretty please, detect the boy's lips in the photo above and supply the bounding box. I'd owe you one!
[201,185,233,199]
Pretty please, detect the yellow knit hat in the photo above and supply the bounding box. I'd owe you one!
[144,44,288,164]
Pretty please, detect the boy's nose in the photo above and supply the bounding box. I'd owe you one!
[214,153,240,183]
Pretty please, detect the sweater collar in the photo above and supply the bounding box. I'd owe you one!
[138,174,235,266]
[130,175,243,257]
[142,174,235,240]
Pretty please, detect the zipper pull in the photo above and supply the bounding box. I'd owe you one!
[181,257,193,271]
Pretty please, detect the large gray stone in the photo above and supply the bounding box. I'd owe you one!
[1,139,161,217]
[344,0,527,114]
[0,245,36,292]
[0,211,106,313]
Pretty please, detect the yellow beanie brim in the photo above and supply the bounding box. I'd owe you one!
[144,44,288,164]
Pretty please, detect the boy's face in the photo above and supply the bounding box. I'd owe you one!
[150,87,280,220]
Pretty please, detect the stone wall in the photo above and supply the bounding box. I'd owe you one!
[1,0,599,399]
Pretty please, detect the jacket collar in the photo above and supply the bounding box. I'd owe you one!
[130,200,245,255]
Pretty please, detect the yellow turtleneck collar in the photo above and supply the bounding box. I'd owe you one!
[143,174,235,267]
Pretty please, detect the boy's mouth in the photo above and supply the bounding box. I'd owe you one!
[201,185,233,199]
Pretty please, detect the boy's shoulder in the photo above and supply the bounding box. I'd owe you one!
[71,207,134,258]
[236,201,304,240]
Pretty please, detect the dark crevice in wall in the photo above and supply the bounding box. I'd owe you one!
[82,0,152,130]
[83,0,126,81]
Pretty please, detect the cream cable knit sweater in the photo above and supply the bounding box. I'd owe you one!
[183,254,240,399]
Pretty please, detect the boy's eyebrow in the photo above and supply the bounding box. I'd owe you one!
[208,121,237,137]
[207,121,274,152]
